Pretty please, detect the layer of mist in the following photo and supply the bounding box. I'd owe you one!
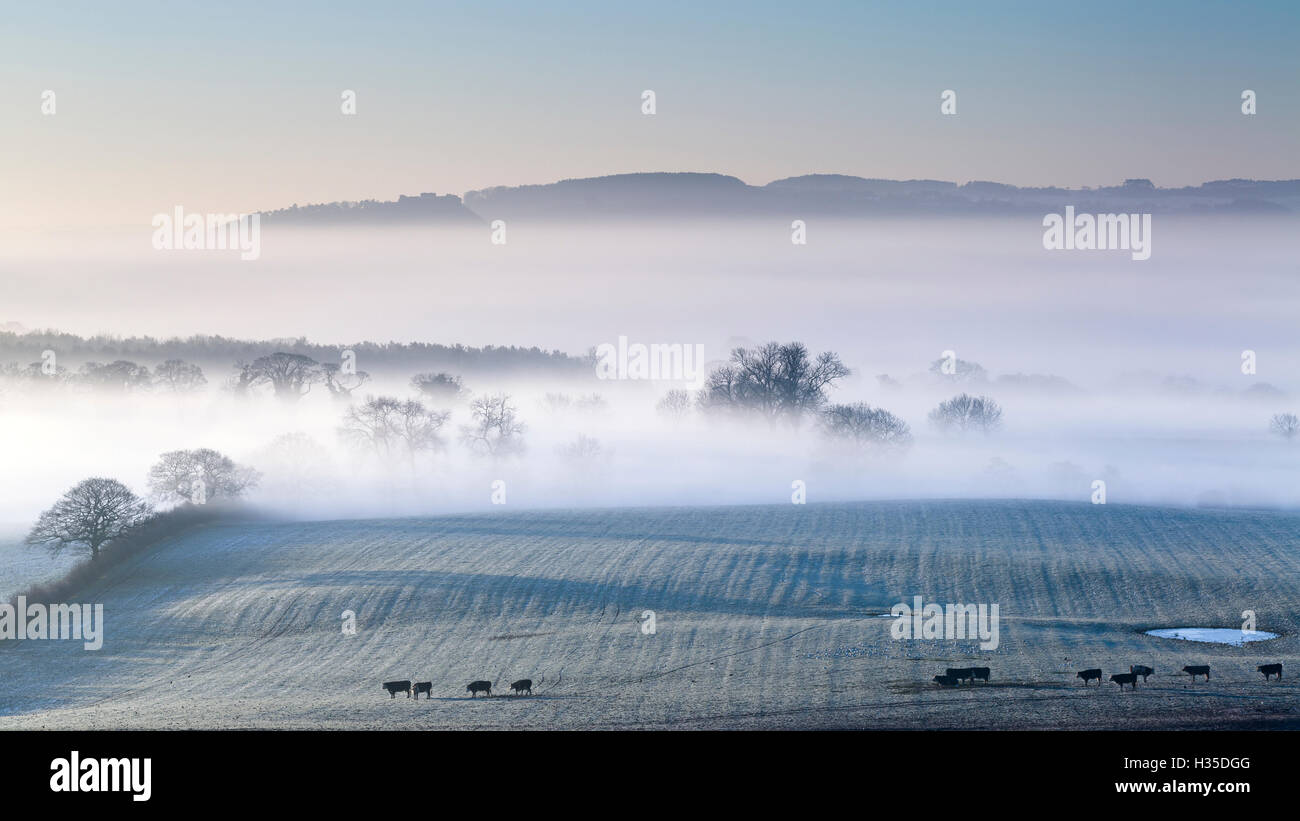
[2,214,1298,534]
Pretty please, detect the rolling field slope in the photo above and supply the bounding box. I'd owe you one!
[1,500,1297,729]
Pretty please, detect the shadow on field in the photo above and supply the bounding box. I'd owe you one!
[890,680,1077,695]
[425,695,580,703]
[285,568,868,620]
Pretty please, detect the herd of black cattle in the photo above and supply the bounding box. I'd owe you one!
[381,678,533,699]
[379,662,1285,700]
[934,662,1284,689]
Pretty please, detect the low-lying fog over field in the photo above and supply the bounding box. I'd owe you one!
[2,215,1298,534]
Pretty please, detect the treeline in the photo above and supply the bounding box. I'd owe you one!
[657,342,1005,450]
[0,330,586,378]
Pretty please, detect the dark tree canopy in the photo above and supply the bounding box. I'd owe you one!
[410,372,467,403]
[698,342,849,425]
[77,360,153,392]
[26,478,153,559]
[233,352,323,401]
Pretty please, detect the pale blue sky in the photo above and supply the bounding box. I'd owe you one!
[2,0,1298,227]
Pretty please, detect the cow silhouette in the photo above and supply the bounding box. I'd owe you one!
[1130,665,1154,682]
[467,680,492,697]
[383,680,412,699]
[945,668,975,685]
[1077,668,1103,686]
[510,679,533,696]
[932,674,959,687]
[1183,665,1210,681]
[1110,672,1138,690]
[970,666,990,683]
[1258,663,1282,681]
[413,681,432,699]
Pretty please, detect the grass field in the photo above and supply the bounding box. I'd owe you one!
[1,500,1297,729]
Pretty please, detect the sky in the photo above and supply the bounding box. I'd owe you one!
[2,0,1299,229]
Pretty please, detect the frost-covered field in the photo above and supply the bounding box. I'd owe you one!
[1,500,1297,729]
[0,535,76,603]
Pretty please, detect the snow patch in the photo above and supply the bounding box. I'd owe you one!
[1144,627,1278,646]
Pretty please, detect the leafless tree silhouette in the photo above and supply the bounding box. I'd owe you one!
[26,478,153,560]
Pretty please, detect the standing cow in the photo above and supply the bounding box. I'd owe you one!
[1077,668,1103,686]
[467,680,492,697]
[382,680,412,699]
[945,668,975,685]
[1110,672,1138,690]
[1183,665,1210,681]
[1258,663,1282,680]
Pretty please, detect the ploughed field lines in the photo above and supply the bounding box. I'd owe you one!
[1,500,1296,728]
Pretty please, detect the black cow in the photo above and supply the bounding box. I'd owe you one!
[383,680,412,699]
[467,680,492,697]
[970,666,990,683]
[933,674,959,687]
[945,667,975,685]
[413,681,432,699]
[510,679,533,696]
[1130,664,1154,682]
[1258,663,1283,680]
[1077,668,1103,685]
[1110,672,1138,690]
[1183,665,1210,681]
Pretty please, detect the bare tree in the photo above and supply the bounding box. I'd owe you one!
[26,478,152,560]
[77,360,152,392]
[147,448,260,505]
[1270,412,1299,440]
[1,360,70,387]
[228,360,259,397]
[153,359,207,392]
[821,403,913,450]
[340,396,450,461]
[459,393,526,458]
[928,356,988,383]
[249,432,336,505]
[656,388,692,422]
[539,392,573,413]
[557,433,606,466]
[698,342,849,425]
[410,372,467,403]
[236,353,323,401]
[321,362,371,401]
[928,393,1004,434]
[574,393,608,413]
[543,392,608,414]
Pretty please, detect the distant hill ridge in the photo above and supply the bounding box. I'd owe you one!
[258,172,1300,224]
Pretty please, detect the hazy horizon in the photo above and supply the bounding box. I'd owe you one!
[4,0,1299,230]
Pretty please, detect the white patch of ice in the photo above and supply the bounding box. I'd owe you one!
[1144,627,1278,646]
